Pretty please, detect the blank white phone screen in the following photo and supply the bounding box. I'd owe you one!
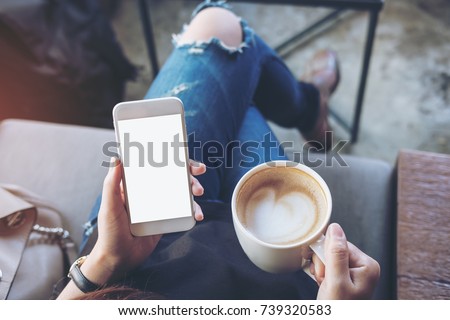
[117,114,191,224]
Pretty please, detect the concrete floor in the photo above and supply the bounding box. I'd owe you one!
[111,0,450,164]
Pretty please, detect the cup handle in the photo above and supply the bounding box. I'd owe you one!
[303,234,326,280]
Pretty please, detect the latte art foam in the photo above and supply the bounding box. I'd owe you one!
[237,167,327,245]
[245,187,317,244]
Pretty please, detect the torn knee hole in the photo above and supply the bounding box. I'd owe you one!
[177,7,243,49]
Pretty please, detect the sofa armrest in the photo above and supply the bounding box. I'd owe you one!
[397,149,450,299]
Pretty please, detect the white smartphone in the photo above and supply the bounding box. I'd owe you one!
[112,97,195,236]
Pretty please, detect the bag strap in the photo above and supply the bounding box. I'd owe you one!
[0,187,37,299]
[32,224,78,273]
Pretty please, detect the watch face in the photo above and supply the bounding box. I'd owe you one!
[68,256,87,277]
[76,256,87,266]
[68,255,100,293]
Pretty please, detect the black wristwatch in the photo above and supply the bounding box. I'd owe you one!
[68,256,100,293]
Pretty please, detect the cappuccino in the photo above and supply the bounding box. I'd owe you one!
[236,167,327,245]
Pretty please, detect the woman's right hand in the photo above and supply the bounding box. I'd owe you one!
[311,223,380,299]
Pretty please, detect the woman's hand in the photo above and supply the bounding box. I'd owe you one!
[58,158,206,299]
[311,223,380,300]
[84,158,206,286]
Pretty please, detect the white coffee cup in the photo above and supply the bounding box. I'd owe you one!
[231,160,332,273]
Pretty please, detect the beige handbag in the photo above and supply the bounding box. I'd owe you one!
[0,184,77,300]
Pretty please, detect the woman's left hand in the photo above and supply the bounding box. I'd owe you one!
[310,223,380,299]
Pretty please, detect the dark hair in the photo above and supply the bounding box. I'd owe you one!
[76,285,165,300]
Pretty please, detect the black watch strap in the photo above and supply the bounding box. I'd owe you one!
[68,256,100,293]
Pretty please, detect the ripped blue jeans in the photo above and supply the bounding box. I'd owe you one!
[81,1,319,248]
[145,1,320,201]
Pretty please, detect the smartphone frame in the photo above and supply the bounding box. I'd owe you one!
[112,97,195,236]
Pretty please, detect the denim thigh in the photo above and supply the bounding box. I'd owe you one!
[144,20,270,200]
[219,106,288,202]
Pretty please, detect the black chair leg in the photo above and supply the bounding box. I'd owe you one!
[138,0,160,78]
[351,9,379,143]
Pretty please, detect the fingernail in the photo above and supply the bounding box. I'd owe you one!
[329,223,345,239]
[197,161,206,169]
[109,157,118,171]
[190,159,201,167]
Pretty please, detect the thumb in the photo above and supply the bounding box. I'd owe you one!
[103,157,122,197]
[324,223,350,281]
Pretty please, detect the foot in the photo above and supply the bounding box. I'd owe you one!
[300,50,340,152]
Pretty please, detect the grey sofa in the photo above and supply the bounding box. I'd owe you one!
[0,119,395,299]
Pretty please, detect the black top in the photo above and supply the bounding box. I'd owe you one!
[128,201,318,300]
